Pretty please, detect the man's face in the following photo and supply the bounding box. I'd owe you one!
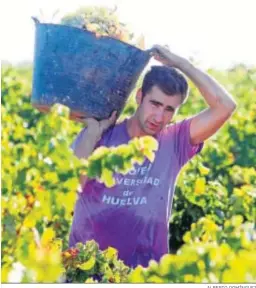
[136,85,182,135]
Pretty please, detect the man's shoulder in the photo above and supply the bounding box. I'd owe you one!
[105,118,127,133]
[165,118,192,130]
[100,118,128,144]
[164,118,184,131]
[161,118,192,139]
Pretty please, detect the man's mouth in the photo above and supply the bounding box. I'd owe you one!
[148,122,160,130]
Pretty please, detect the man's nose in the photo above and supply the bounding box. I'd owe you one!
[154,110,164,123]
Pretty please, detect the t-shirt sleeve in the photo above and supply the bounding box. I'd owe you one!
[173,117,204,167]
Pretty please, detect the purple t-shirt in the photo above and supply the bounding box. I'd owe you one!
[69,117,204,268]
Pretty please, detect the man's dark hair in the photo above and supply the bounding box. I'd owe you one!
[141,65,189,104]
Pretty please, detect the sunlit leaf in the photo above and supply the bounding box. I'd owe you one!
[77,256,96,271]
[194,177,206,195]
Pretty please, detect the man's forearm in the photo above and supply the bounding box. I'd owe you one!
[178,60,237,111]
[73,129,101,159]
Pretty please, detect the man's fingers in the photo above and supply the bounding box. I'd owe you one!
[152,44,170,56]
[153,54,162,60]
[152,44,161,51]
[99,111,117,131]
[109,111,117,124]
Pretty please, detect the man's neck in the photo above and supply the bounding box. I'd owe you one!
[126,114,148,138]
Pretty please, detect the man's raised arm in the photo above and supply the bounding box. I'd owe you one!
[71,111,117,188]
[152,44,237,145]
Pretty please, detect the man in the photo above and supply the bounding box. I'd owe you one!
[69,45,237,268]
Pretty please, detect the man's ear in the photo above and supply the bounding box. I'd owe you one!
[136,88,143,105]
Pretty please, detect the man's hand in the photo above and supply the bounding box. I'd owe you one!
[151,44,186,68]
[73,110,117,161]
[81,110,117,138]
